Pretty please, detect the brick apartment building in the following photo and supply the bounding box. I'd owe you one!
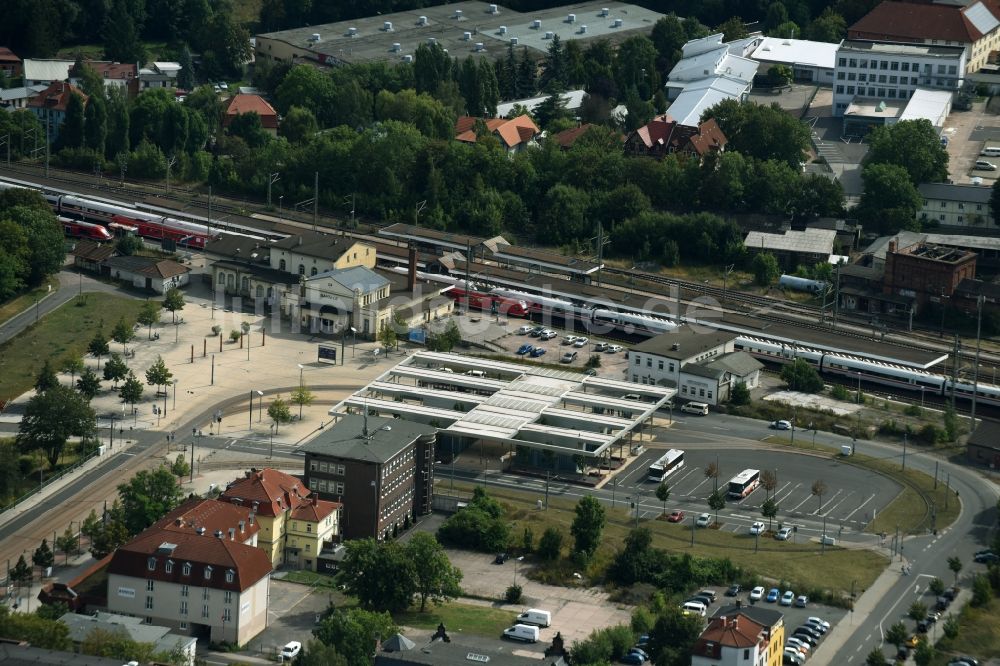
[302,414,436,542]
[883,239,977,313]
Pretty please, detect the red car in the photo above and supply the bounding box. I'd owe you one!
[667,511,685,523]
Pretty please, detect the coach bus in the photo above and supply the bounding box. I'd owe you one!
[727,468,760,499]
[648,449,685,482]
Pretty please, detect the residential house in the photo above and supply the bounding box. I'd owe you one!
[22,58,74,86]
[664,33,760,126]
[966,418,1000,468]
[28,81,88,142]
[918,183,993,228]
[710,605,785,666]
[302,414,436,542]
[139,61,183,90]
[299,265,391,337]
[105,498,272,644]
[224,94,279,135]
[551,123,601,150]
[624,115,727,160]
[218,468,341,572]
[849,0,1000,73]
[0,84,47,109]
[454,114,540,154]
[60,612,197,666]
[833,40,964,121]
[104,255,191,293]
[0,46,22,78]
[70,61,139,96]
[691,613,770,666]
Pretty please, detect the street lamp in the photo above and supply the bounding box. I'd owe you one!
[190,428,198,484]
[257,390,264,423]
[297,363,304,386]
[269,423,275,459]
[172,379,178,410]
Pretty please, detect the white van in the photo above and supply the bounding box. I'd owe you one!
[464,369,486,378]
[516,609,552,627]
[680,402,709,415]
[502,624,540,642]
[681,601,707,617]
[975,159,998,171]
[982,146,1000,157]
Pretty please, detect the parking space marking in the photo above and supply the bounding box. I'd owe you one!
[822,489,853,515]
[788,491,815,513]
[842,493,876,522]
[774,482,801,506]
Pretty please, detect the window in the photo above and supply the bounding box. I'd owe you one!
[226,570,234,583]
[838,85,846,94]
[902,62,910,71]
[877,87,885,96]
[180,600,188,615]
[889,75,896,84]
[180,622,187,630]
[888,89,896,98]
[632,375,638,382]
[311,267,318,276]
[858,73,866,82]
[203,588,210,600]
[320,462,328,472]
[958,203,965,209]
[878,75,886,83]
[332,482,345,494]
[298,264,305,275]
[146,580,154,592]
[223,608,232,622]
[744,649,750,659]
[147,557,156,571]
[634,356,640,365]
[880,60,888,69]
[890,61,898,71]
[846,86,854,94]
[859,59,867,68]
[646,358,651,368]
[306,523,312,533]
[182,562,191,576]
[658,360,664,370]
[958,216,964,223]
[306,544,311,552]
[847,72,856,81]
[836,72,845,80]
[216,272,224,285]
[309,478,318,490]
[279,259,286,271]
[838,57,846,66]
[949,65,957,75]
[849,58,857,67]
[202,605,209,618]
[310,460,317,470]
[204,565,213,580]
[256,285,264,298]
[938,64,945,74]
[224,591,233,603]
[181,585,189,597]
[145,596,154,610]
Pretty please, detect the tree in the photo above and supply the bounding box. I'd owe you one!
[708,489,726,525]
[84,96,107,154]
[947,555,962,584]
[313,608,397,665]
[268,395,293,433]
[865,648,889,666]
[89,501,129,558]
[17,384,96,468]
[655,482,670,516]
[61,355,85,385]
[88,329,110,369]
[280,105,318,144]
[729,381,750,405]
[804,9,847,43]
[929,577,945,596]
[9,554,32,584]
[761,497,778,530]
[571,495,606,558]
[170,453,190,479]
[908,600,927,622]
[118,370,143,408]
[75,366,101,401]
[913,637,934,666]
[290,385,315,420]
[704,461,719,491]
[227,111,269,148]
[339,539,415,612]
[297,640,348,666]
[34,359,59,392]
[117,465,183,534]
[858,163,924,235]
[103,353,128,387]
[80,626,156,662]
[32,538,55,571]
[405,532,463,612]
[111,317,134,354]
[177,45,195,90]
[137,300,160,340]
[103,0,146,64]
[59,92,86,150]
[144,355,172,395]
[702,99,810,168]
[885,621,907,648]
[56,526,79,563]
[752,252,780,286]
[81,509,102,541]
[162,287,184,323]
[716,16,748,42]
[811,479,828,513]
[780,358,824,393]
[378,321,397,351]
[866,119,948,185]
[760,469,777,499]
[537,526,563,561]
[646,605,705,666]
[942,615,959,639]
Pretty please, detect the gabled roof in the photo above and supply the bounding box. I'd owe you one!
[919,182,993,204]
[632,326,737,360]
[454,114,540,149]
[225,93,279,128]
[967,418,1000,450]
[107,528,272,592]
[205,235,271,263]
[0,47,21,64]
[849,0,997,42]
[22,58,74,82]
[305,265,389,295]
[71,239,115,262]
[81,61,137,80]
[703,351,764,377]
[27,81,87,112]
[220,468,339,521]
[271,231,361,261]
[712,604,784,628]
[551,123,599,149]
[694,614,766,651]
[104,255,190,279]
[152,497,260,541]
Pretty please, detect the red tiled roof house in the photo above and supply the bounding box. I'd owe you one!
[455,114,540,154]
[224,94,279,135]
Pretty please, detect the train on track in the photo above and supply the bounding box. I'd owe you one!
[3,174,996,408]
[0,176,279,248]
[59,216,113,241]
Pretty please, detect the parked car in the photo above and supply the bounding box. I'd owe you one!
[790,631,818,647]
[780,591,795,606]
[686,594,714,608]
[943,586,959,601]
[726,584,741,596]
[794,626,822,641]
[667,510,685,523]
[516,325,533,334]
[749,586,765,602]
[494,552,509,564]
[606,344,623,353]
[896,646,910,660]
[770,420,792,430]
[503,624,539,643]
[975,160,998,171]
[766,588,780,603]
[806,617,830,631]
[573,337,589,347]
[973,551,998,564]
[785,637,810,654]
[794,595,808,608]
[540,329,557,340]
[530,348,547,358]
[936,596,951,611]
[561,335,578,345]
[516,344,534,355]
[529,326,545,337]
[775,526,793,540]
[560,351,578,363]
[594,342,609,352]
[697,589,718,603]
[783,651,804,665]
[620,654,645,665]
[803,618,826,633]
[628,647,649,661]
[696,513,712,527]
[280,642,302,660]
[750,521,766,535]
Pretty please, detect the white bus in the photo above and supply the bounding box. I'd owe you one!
[648,449,685,482]
[727,468,760,499]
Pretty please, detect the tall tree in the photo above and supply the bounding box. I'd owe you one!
[35,359,59,392]
[570,495,606,558]
[59,94,86,150]
[404,532,463,612]
[103,0,146,64]
[268,396,293,433]
[314,608,398,665]
[103,353,128,387]
[516,47,536,98]
[17,383,97,468]
[111,316,135,354]
[117,465,183,534]
[118,370,143,410]
[76,367,102,401]
[339,539,416,611]
[866,119,949,185]
[32,538,55,571]
[104,87,130,160]
[162,287,185,323]
[137,300,160,339]
[83,96,107,154]
[144,355,172,395]
[177,45,195,90]
[656,482,671,516]
[290,385,315,420]
[541,34,566,92]
[89,500,129,558]
[4,206,65,285]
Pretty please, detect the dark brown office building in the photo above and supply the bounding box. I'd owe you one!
[302,415,436,541]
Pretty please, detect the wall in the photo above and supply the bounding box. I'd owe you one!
[919,196,993,228]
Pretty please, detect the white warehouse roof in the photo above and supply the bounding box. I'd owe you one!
[898,88,953,127]
[751,37,838,70]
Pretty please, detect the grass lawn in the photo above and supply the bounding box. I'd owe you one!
[932,596,1000,662]
[0,293,144,403]
[0,276,59,325]
[441,481,884,599]
[281,569,342,590]
[394,602,513,638]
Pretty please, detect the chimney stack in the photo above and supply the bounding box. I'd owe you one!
[408,245,417,291]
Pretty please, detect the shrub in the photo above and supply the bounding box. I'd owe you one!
[229,330,241,342]
[830,384,850,401]
[537,527,563,561]
[971,574,992,607]
[504,584,522,604]
[904,404,923,417]
[211,325,222,336]
[918,423,944,445]
[929,577,945,596]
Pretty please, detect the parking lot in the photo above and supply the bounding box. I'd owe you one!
[620,443,903,534]
[942,100,1000,184]
[500,326,632,376]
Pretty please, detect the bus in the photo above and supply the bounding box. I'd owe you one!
[648,449,685,482]
[727,468,760,499]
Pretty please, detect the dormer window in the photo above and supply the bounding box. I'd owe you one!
[226,569,235,583]
[183,562,192,576]
[204,565,213,580]
[147,557,156,571]
[165,560,174,574]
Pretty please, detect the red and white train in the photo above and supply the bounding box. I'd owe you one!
[59,216,113,241]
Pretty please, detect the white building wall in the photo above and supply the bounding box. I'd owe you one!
[919,196,994,227]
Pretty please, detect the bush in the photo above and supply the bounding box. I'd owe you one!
[830,384,850,401]
[729,381,751,406]
[537,527,563,561]
[211,325,222,336]
[229,330,241,342]
[929,577,945,596]
[971,574,992,607]
[780,359,824,393]
[585,354,602,369]
[504,584,522,604]
[904,404,923,417]
[436,488,509,553]
[917,423,944,445]
[128,139,167,179]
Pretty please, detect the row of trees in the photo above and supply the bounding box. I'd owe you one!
[0,188,66,302]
